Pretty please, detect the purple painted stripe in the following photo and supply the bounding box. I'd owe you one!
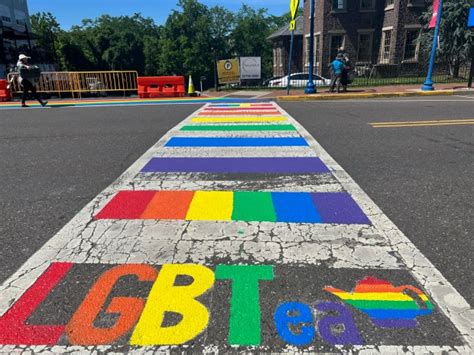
[371,319,418,328]
[141,157,330,174]
[312,192,371,225]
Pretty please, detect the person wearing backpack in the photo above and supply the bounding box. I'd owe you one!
[16,54,48,108]
[329,54,345,93]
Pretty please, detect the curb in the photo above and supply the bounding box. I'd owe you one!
[276,89,456,101]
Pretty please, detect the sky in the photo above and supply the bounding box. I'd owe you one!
[28,0,292,29]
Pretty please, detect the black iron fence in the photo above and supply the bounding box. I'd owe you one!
[227,62,471,90]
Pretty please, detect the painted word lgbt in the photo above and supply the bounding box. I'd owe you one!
[0,263,434,347]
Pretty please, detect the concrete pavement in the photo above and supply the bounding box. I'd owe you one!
[0,99,472,352]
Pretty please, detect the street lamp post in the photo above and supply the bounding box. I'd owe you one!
[422,0,444,91]
[305,0,316,94]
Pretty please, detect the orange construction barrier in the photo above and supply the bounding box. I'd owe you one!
[137,76,186,98]
[0,79,11,102]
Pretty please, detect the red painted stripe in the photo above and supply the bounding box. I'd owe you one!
[0,262,73,345]
[141,191,195,219]
[95,191,156,219]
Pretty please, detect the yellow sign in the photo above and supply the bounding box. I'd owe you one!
[217,59,240,85]
[289,0,300,31]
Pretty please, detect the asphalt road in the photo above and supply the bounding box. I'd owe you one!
[0,96,472,308]
[281,96,474,306]
[0,104,200,285]
[0,97,472,351]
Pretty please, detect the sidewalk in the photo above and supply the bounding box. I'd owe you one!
[206,83,472,101]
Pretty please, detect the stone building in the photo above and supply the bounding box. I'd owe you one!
[302,0,429,77]
[268,16,304,78]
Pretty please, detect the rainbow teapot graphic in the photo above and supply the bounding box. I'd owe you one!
[324,276,433,328]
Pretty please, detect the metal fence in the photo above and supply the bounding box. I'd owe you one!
[237,63,471,90]
[7,71,138,98]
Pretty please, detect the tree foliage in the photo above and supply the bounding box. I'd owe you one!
[420,0,474,77]
[30,0,296,84]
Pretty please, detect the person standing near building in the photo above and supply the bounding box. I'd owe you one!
[16,54,48,108]
[329,54,345,93]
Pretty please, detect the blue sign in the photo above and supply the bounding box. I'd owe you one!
[469,7,474,27]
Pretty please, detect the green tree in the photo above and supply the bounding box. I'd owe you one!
[30,12,62,63]
[420,0,474,77]
[231,5,276,78]
[158,0,214,83]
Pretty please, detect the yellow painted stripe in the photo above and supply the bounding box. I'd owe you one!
[331,292,429,302]
[370,118,474,125]
[372,122,474,128]
[186,191,233,221]
[192,116,287,123]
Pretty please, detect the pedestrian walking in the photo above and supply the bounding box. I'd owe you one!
[329,54,345,93]
[16,54,47,108]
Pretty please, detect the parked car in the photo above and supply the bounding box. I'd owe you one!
[267,73,331,88]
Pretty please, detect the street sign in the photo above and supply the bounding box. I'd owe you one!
[289,0,300,31]
[217,58,240,85]
[240,57,261,80]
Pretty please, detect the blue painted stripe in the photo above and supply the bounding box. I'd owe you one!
[165,137,309,147]
[362,309,432,320]
[272,192,322,223]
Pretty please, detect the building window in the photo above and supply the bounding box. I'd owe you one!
[360,0,375,11]
[357,33,373,63]
[1,15,11,23]
[314,34,321,67]
[380,30,392,63]
[329,34,345,61]
[403,29,421,61]
[332,0,347,11]
[273,48,277,67]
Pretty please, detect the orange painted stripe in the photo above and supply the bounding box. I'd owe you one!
[140,191,195,219]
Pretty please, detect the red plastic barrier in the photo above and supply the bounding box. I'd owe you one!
[137,76,186,98]
[0,79,11,102]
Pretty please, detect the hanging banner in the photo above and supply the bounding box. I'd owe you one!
[289,0,300,31]
[217,58,240,85]
[429,0,441,29]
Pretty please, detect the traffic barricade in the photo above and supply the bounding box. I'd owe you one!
[137,76,186,98]
[7,71,138,98]
[0,79,11,102]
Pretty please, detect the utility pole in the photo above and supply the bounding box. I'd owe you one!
[304,0,316,94]
[422,0,444,91]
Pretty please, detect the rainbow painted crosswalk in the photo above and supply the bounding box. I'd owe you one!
[97,102,370,225]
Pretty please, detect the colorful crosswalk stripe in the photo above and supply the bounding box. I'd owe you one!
[164,137,308,147]
[192,116,287,123]
[95,190,370,225]
[198,110,281,115]
[180,124,297,132]
[141,157,330,174]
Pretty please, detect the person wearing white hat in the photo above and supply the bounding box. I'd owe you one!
[16,54,48,107]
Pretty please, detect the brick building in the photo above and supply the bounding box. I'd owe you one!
[268,16,304,77]
[302,0,429,77]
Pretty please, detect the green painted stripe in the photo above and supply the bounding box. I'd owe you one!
[232,191,276,222]
[345,300,434,310]
[180,124,297,131]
